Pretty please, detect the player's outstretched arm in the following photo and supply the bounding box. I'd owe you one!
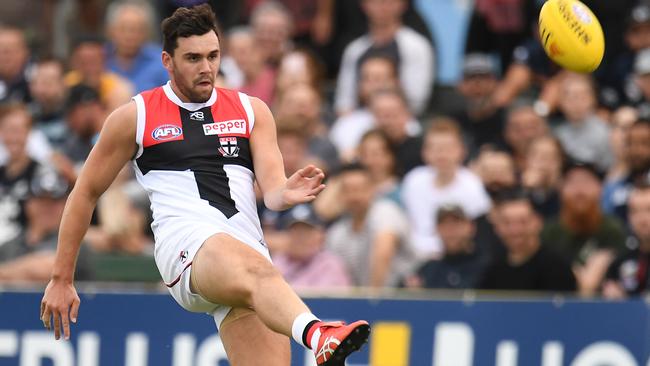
[249,97,325,211]
[40,102,137,340]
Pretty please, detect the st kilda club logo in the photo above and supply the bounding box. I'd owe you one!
[218,137,240,158]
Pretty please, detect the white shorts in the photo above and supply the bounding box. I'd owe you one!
[153,221,272,329]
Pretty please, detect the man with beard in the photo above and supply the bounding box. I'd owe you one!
[542,161,626,295]
[603,119,650,224]
[40,5,369,365]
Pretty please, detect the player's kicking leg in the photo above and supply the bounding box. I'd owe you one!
[190,233,370,365]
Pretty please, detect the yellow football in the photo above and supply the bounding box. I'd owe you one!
[538,0,605,73]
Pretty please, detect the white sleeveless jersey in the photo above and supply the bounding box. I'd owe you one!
[131,82,265,256]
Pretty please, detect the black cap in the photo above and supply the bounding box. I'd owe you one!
[281,204,323,228]
[562,160,604,181]
[436,203,467,223]
[64,84,100,113]
[30,167,69,199]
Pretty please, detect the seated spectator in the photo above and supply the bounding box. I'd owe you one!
[502,103,549,172]
[61,84,106,167]
[602,119,650,224]
[402,119,491,258]
[28,57,68,148]
[65,34,133,111]
[454,53,506,155]
[251,0,294,69]
[0,104,54,247]
[105,0,168,93]
[0,25,31,103]
[471,147,518,199]
[227,27,276,105]
[404,204,486,290]
[521,135,565,218]
[0,167,91,283]
[554,72,613,171]
[542,161,626,296]
[274,49,325,98]
[357,129,400,201]
[607,106,637,182]
[274,83,339,171]
[334,0,434,116]
[273,204,351,289]
[326,163,416,287]
[329,55,399,160]
[603,183,650,298]
[480,190,577,292]
[368,88,423,175]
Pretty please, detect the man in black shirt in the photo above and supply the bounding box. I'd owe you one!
[480,190,576,292]
[604,183,650,298]
[406,204,486,289]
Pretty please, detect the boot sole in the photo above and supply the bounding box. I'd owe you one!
[322,323,371,366]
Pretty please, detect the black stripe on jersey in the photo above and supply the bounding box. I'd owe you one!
[136,105,254,219]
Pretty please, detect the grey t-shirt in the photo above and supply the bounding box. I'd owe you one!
[325,199,417,286]
[554,115,612,170]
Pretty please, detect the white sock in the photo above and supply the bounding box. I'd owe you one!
[291,312,320,349]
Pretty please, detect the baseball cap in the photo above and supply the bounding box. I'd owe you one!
[562,160,604,181]
[64,84,101,113]
[462,53,498,77]
[436,204,467,223]
[628,3,650,26]
[30,167,69,199]
[281,204,323,228]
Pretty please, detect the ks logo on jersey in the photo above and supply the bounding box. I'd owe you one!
[152,125,183,141]
[218,137,240,158]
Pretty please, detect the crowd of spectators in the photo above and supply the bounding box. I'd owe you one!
[2,0,650,300]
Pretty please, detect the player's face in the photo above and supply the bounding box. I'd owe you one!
[164,31,220,103]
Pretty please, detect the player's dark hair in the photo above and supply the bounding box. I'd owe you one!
[161,4,220,55]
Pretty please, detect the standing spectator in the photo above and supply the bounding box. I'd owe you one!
[329,55,399,160]
[251,1,294,69]
[357,129,400,201]
[554,73,613,171]
[402,119,491,258]
[521,135,565,219]
[334,0,434,116]
[603,119,650,224]
[0,104,44,247]
[226,27,276,105]
[502,103,549,172]
[542,161,626,295]
[65,34,133,111]
[273,204,351,289]
[28,57,68,147]
[105,0,169,93]
[368,88,423,175]
[0,25,31,104]
[454,53,506,155]
[274,83,339,171]
[274,49,324,97]
[61,84,106,166]
[480,190,577,292]
[326,163,416,287]
[603,183,650,298]
[404,204,486,290]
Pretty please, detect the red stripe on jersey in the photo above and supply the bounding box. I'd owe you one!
[210,88,251,138]
[141,87,184,148]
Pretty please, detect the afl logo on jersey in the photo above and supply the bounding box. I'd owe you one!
[152,125,183,141]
